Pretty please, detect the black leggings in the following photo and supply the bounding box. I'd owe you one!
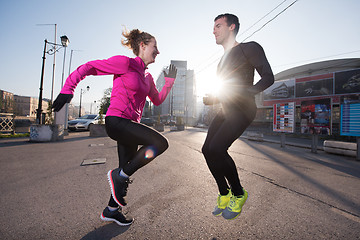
[202,103,256,196]
[105,116,169,207]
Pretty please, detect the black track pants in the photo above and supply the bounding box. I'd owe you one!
[202,104,256,196]
[105,116,169,207]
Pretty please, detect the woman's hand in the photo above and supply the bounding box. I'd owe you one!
[52,93,73,112]
[163,64,177,79]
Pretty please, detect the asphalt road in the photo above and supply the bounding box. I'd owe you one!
[0,128,359,240]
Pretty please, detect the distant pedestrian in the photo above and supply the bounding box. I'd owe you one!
[202,13,274,220]
[53,28,177,226]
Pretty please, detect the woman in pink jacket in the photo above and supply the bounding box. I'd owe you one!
[52,29,177,226]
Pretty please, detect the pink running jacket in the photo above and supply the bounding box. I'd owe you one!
[61,56,175,122]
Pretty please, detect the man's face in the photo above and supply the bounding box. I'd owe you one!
[213,17,233,45]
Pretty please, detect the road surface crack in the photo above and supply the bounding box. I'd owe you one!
[244,167,360,222]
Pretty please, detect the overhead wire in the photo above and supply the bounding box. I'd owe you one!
[155,0,303,95]
[191,0,300,82]
[276,58,360,80]
[238,0,288,38]
[241,0,299,42]
[191,1,294,78]
[274,50,360,68]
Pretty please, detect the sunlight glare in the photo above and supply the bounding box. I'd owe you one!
[197,72,223,97]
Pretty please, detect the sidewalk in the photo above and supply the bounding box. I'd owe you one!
[188,127,359,160]
[242,131,325,150]
[190,127,327,149]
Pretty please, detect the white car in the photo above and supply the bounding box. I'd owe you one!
[68,114,101,131]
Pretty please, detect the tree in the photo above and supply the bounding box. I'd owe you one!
[45,102,54,124]
[98,87,112,123]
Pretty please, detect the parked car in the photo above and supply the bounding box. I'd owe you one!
[68,114,100,131]
[140,117,154,126]
[167,120,176,126]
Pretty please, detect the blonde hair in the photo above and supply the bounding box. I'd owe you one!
[121,28,154,56]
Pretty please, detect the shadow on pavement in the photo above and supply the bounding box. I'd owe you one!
[63,135,94,143]
[0,134,97,148]
[242,140,360,214]
[0,139,30,148]
[80,223,130,240]
[301,155,360,179]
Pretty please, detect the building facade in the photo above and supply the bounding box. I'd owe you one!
[14,95,43,117]
[1,89,89,128]
[254,58,360,136]
[0,90,15,113]
[154,60,197,125]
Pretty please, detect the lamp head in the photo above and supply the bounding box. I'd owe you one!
[60,35,69,47]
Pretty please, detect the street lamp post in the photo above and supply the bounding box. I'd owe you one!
[61,43,68,88]
[79,86,90,117]
[59,35,70,88]
[36,40,48,124]
[36,36,69,124]
[36,23,57,103]
[56,48,81,133]
[90,100,97,114]
[68,49,82,76]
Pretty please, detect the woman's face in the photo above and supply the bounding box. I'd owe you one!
[139,38,160,66]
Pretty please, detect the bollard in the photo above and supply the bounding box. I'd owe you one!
[357,137,360,161]
[280,132,285,148]
[311,134,318,153]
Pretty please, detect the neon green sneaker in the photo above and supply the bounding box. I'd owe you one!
[212,190,232,216]
[222,189,248,220]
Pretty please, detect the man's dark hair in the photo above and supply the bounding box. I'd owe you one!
[214,13,240,35]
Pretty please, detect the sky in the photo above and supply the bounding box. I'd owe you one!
[1,0,359,113]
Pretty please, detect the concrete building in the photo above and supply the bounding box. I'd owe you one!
[0,90,15,113]
[14,95,42,117]
[154,60,197,125]
[1,91,49,118]
[67,103,86,120]
[11,93,83,120]
[253,58,360,136]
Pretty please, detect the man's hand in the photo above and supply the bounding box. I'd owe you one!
[52,93,73,112]
[163,64,177,79]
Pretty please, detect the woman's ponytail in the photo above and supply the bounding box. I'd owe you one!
[122,28,154,56]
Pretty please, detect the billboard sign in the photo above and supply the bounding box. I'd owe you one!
[340,95,360,136]
[335,68,360,95]
[296,78,333,98]
[300,99,331,135]
[273,102,295,133]
[264,79,295,101]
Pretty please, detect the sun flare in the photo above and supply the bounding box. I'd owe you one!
[197,74,223,97]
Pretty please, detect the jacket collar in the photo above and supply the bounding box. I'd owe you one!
[133,56,146,72]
